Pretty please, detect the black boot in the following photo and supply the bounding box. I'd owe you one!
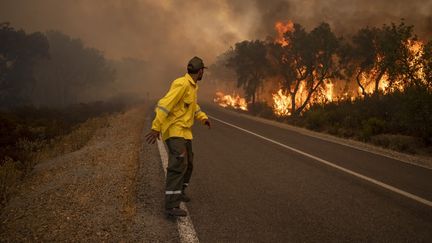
[181,192,190,202]
[166,207,187,217]
[181,185,191,202]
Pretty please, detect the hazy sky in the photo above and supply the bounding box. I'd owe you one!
[0,0,258,64]
[1,0,431,61]
[1,0,431,90]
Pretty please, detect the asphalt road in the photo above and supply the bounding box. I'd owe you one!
[185,104,432,242]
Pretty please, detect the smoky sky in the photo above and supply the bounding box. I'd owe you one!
[252,0,432,39]
[1,0,431,87]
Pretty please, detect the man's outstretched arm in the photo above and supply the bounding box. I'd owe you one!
[195,104,210,129]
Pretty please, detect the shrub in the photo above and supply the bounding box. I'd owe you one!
[303,109,327,131]
[248,102,275,119]
[282,85,432,154]
[0,101,125,207]
[0,157,23,206]
[371,134,423,154]
[360,117,387,141]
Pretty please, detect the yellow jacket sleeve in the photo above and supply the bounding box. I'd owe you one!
[151,80,187,132]
[194,104,208,122]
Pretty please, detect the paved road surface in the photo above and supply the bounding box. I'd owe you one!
[185,104,432,242]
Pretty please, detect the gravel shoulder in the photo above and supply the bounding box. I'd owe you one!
[0,104,179,242]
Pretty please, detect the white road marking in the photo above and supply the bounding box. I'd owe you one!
[157,139,200,243]
[209,115,432,208]
[221,109,432,170]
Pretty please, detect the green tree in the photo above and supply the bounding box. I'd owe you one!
[227,40,270,104]
[33,31,115,106]
[0,23,49,107]
[208,50,236,85]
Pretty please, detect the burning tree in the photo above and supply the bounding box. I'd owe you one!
[378,22,417,91]
[345,26,380,95]
[214,19,430,119]
[345,21,421,95]
[269,22,340,116]
[422,41,432,89]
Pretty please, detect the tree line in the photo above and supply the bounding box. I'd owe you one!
[0,23,115,109]
[213,20,431,116]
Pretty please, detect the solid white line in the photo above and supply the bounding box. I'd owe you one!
[209,115,432,208]
[221,109,432,170]
[157,139,200,243]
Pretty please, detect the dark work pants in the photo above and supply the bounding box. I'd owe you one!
[165,137,193,209]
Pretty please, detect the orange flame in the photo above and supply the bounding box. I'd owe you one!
[324,81,334,101]
[359,40,425,94]
[271,79,334,117]
[359,72,390,94]
[214,91,248,111]
[217,21,427,117]
[272,89,291,116]
[274,21,294,47]
[408,40,425,83]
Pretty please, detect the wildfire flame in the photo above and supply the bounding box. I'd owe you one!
[274,20,294,47]
[359,72,390,94]
[272,89,291,116]
[324,80,334,102]
[214,91,248,111]
[359,40,425,94]
[216,21,427,117]
[271,79,334,117]
[408,40,425,83]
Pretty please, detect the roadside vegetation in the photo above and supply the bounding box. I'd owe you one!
[224,87,432,156]
[0,23,141,207]
[0,102,128,207]
[292,87,432,155]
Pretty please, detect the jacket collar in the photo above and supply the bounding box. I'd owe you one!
[185,73,197,86]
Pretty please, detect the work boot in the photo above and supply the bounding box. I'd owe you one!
[181,192,190,202]
[181,185,190,202]
[166,207,187,217]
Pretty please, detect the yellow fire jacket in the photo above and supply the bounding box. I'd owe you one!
[151,73,208,141]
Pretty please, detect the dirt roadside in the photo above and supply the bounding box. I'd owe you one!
[0,105,179,242]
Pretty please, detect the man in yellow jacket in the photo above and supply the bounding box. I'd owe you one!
[145,56,210,217]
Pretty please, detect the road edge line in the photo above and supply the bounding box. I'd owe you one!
[157,139,200,243]
[209,115,432,208]
[213,106,432,170]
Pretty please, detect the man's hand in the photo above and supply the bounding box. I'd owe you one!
[204,119,211,129]
[145,129,160,144]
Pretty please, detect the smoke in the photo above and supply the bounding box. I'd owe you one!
[249,0,432,39]
[0,0,430,100]
[0,0,259,99]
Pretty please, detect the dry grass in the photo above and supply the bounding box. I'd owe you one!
[34,116,109,162]
[0,115,109,207]
[0,105,171,242]
[0,157,23,206]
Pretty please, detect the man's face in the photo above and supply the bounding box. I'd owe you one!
[197,68,204,81]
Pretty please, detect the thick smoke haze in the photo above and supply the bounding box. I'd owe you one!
[1,0,430,100]
[252,0,432,39]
